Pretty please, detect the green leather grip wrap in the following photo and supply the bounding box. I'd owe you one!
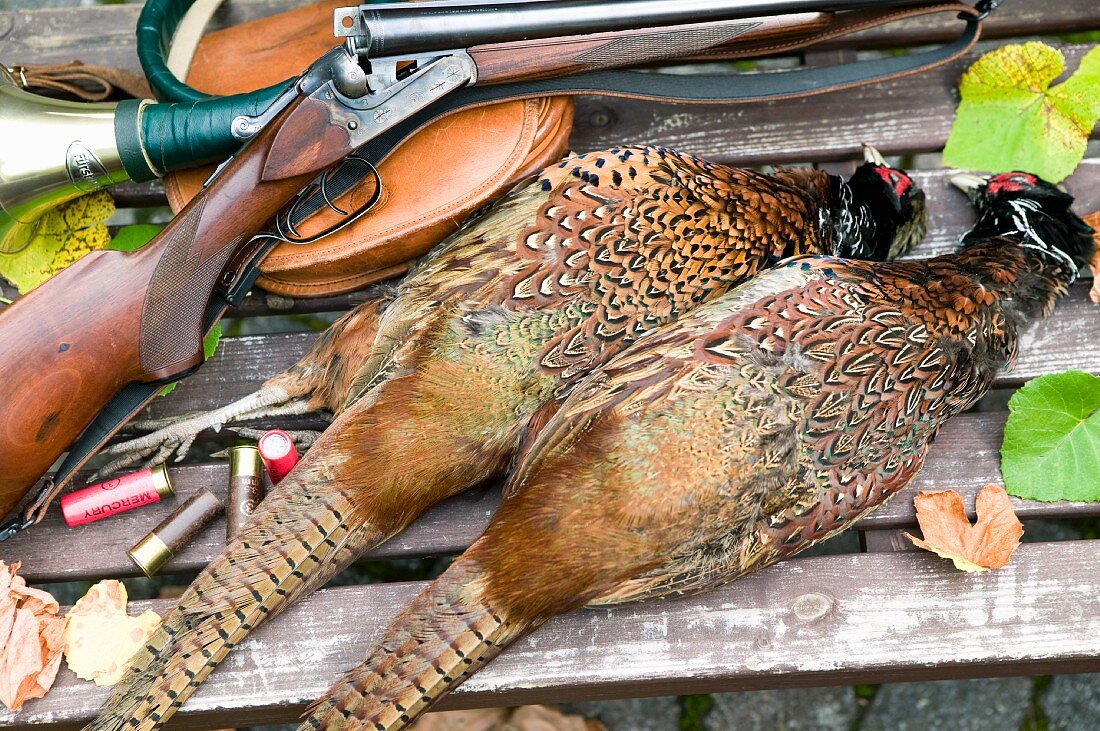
[137,0,289,104]
[132,0,291,177]
[114,99,156,182]
[137,90,284,178]
[136,0,204,103]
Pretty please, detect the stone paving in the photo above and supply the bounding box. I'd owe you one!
[559,674,1100,731]
[242,674,1100,730]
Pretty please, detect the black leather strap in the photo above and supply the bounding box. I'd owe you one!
[361,11,981,163]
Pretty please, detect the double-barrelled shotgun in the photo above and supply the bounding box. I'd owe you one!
[0,0,998,538]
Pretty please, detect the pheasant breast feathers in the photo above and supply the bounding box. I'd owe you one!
[494,253,1016,608]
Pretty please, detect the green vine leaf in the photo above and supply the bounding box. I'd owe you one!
[107,224,163,252]
[943,42,1100,183]
[160,322,222,397]
[1001,370,1100,502]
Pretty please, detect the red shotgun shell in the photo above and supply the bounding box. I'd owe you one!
[60,464,174,527]
[257,429,299,484]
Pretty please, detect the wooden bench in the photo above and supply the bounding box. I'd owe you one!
[2,1,1099,727]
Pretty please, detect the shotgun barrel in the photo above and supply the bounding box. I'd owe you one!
[339,0,928,56]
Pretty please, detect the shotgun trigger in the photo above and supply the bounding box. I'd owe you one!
[257,153,382,246]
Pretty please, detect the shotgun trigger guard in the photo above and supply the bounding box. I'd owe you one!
[264,153,383,246]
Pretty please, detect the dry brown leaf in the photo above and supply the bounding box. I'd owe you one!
[409,706,606,731]
[504,706,607,731]
[62,580,162,686]
[0,561,64,711]
[1083,211,1100,304]
[904,485,1024,571]
[409,709,510,731]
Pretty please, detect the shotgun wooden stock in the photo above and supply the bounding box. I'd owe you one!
[0,92,348,516]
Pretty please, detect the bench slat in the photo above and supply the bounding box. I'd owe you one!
[14,406,1100,584]
[148,282,1100,421]
[101,153,1100,319]
[4,540,1098,729]
[6,474,498,584]
[3,1,1096,76]
[570,44,1098,164]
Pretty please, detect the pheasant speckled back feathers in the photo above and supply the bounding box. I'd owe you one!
[299,173,1092,731]
[87,144,926,731]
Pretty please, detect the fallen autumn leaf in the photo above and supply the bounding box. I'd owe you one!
[62,580,162,686]
[904,485,1024,571]
[409,705,606,731]
[0,561,64,711]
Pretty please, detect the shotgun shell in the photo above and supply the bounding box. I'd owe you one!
[227,446,264,538]
[257,429,299,484]
[127,488,224,577]
[60,465,173,527]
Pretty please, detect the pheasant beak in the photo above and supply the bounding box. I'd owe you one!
[949,173,990,200]
[862,144,887,166]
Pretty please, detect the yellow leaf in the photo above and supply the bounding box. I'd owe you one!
[0,191,115,294]
[62,580,162,686]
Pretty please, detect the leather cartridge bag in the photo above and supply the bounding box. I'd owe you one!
[164,0,574,297]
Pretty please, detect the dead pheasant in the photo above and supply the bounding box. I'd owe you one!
[96,146,922,475]
[298,172,1095,731]
[86,144,925,731]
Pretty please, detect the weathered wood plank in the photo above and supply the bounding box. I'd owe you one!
[100,153,1100,320]
[5,0,1098,74]
[4,154,1086,312]
[109,179,167,208]
[862,529,921,553]
[5,540,1099,729]
[828,2,1100,49]
[15,407,1100,584]
[861,411,1100,527]
[2,466,498,583]
[570,44,1099,164]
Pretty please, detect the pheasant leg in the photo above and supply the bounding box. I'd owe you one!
[93,385,315,478]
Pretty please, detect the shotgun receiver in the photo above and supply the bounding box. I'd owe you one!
[0,0,992,534]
